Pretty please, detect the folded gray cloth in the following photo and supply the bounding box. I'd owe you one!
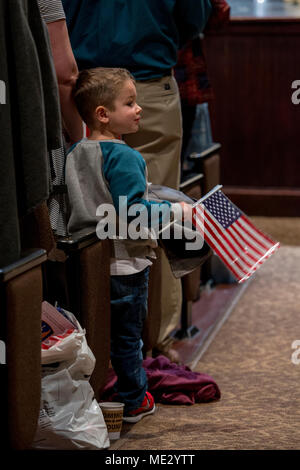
[148,184,212,278]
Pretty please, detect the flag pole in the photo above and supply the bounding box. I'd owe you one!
[158,184,223,235]
[192,184,223,208]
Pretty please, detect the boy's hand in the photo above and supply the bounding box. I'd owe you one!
[179,202,193,223]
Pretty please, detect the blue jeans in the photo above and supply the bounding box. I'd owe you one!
[110,267,150,413]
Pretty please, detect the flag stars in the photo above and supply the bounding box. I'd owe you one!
[203,191,241,229]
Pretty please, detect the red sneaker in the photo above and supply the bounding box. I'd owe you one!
[123,391,155,423]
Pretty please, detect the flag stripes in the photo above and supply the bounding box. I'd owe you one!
[196,211,253,279]
[193,206,246,279]
[195,207,253,270]
[192,191,280,283]
[227,224,262,261]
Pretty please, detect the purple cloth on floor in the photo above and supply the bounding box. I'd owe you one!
[99,355,221,405]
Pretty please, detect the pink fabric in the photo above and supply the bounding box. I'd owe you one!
[99,355,221,405]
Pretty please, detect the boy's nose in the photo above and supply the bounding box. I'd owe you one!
[136,104,142,114]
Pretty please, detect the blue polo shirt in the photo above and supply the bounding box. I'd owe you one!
[62,0,212,80]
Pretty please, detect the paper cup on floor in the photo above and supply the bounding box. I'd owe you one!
[99,402,125,440]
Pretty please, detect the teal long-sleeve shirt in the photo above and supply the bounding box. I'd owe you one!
[101,140,172,229]
[66,139,174,234]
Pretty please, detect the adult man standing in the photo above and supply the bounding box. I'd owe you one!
[62,0,212,361]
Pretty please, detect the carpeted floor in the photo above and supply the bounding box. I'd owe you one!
[110,220,300,450]
[250,216,300,246]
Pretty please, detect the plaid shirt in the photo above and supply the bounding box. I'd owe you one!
[174,0,230,107]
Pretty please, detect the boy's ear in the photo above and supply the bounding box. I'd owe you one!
[95,105,109,124]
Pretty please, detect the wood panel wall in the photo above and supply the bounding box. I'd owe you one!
[203,19,300,216]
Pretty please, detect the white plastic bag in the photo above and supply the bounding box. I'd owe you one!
[33,367,109,450]
[41,313,95,380]
[32,305,110,450]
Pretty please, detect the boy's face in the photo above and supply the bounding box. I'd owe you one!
[107,79,142,137]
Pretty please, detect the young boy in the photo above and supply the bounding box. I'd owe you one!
[65,67,191,422]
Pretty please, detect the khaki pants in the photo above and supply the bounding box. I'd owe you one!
[125,75,182,189]
[124,75,183,346]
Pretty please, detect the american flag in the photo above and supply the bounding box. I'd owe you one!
[192,188,280,283]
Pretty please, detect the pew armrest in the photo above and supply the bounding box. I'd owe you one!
[0,249,47,282]
[56,227,99,253]
[188,142,221,161]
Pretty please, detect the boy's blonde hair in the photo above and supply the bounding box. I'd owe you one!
[73,67,135,128]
